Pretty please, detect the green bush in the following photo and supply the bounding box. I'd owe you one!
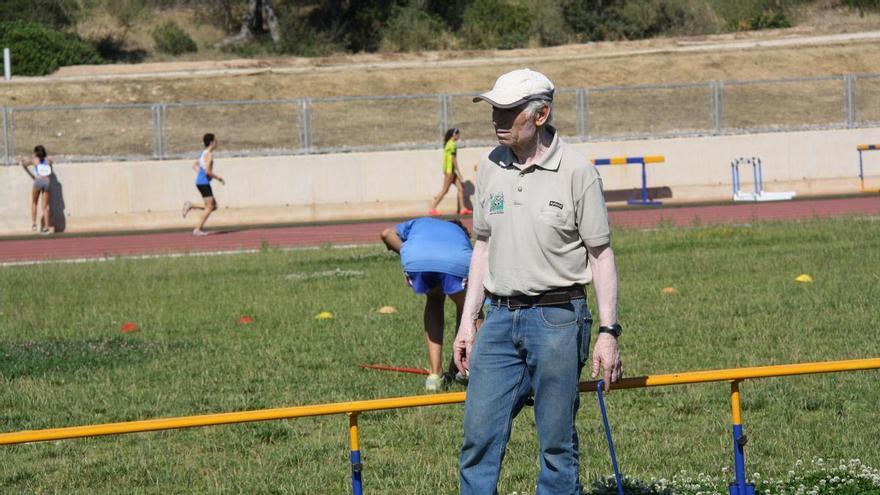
[528,0,573,47]
[380,5,447,52]
[0,21,103,76]
[617,0,721,38]
[563,0,719,41]
[840,0,880,12]
[562,0,624,41]
[460,0,533,49]
[709,0,800,30]
[274,9,344,57]
[151,21,198,55]
[0,0,78,30]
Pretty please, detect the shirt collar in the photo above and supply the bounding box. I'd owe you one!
[495,125,563,172]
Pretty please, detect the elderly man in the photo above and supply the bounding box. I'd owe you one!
[453,68,624,494]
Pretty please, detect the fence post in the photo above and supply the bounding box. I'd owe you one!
[575,88,586,141]
[7,107,14,162]
[844,74,856,129]
[300,98,312,154]
[439,94,449,136]
[3,48,10,81]
[151,104,161,159]
[2,106,9,165]
[711,81,724,134]
[582,88,590,141]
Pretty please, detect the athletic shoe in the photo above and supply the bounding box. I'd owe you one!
[181,201,192,218]
[428,209,441,216]
[31,224,38,232]
[425,373,443,392]
[192,229,209,236]
[459,208,473,215]
[40,227,53,235]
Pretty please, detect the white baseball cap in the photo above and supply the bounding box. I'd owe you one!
[472,68,555,109]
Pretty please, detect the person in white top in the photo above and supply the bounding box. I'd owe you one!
[19,145,54,234]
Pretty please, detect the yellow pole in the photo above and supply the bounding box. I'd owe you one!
[729,380,749,494]
[730,381,742,425]
[349,413,360,452]
[0,392,465,446]
[578,357,880,393]
[2,358,879,446]
[349,413,363,495]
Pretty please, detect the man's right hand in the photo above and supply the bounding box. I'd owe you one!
[453,318,477,374]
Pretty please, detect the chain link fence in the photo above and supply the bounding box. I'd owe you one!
[2,73,878,165]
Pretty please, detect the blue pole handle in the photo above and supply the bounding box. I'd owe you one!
[597,380,624,495]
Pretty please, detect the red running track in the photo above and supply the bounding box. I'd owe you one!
[1,196,877,264]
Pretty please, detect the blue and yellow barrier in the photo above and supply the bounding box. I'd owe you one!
[857,144,879,192]
[592,155,665,206]
[2,357,879,495]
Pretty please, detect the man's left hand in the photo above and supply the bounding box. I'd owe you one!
[591,333,622,392]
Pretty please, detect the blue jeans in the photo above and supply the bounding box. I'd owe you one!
[460,298,592,495]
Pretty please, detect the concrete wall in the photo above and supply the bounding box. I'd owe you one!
[1,127,877,235]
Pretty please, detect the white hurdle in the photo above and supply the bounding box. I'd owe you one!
[731,157,795,202]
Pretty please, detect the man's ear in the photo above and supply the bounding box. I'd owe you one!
[534,103,551,126]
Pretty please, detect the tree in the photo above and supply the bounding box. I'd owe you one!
[216,0,282,48]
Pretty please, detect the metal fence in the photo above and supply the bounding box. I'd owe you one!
[3,73,879,165]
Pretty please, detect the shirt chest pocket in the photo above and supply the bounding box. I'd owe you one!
[537,207,571,228]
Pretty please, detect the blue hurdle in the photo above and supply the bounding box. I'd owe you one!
[592,155,665,206]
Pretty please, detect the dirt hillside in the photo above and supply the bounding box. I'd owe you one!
[3,15,880,107]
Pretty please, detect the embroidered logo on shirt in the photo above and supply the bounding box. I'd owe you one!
[549,201,563,210]
[489,193,505,215]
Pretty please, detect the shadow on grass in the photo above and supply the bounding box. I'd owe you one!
[0,337,165,378]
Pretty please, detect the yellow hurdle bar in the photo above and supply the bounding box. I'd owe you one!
[593,155,665,166]
[2,357,879,446]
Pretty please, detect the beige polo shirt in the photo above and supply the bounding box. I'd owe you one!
[472,126,611,296]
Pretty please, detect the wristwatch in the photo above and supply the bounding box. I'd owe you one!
[598,323,622,338]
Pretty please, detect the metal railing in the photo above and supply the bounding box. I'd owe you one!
[2,357,879,494]
[3,72,880,165]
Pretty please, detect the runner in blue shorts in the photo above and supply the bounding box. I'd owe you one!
[381,217,473,391]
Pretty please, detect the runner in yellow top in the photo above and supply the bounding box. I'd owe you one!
[429,128,471,216]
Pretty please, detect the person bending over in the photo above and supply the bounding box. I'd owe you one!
[381,217,473,391]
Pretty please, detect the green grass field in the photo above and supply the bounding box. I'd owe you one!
[1,217,879,494]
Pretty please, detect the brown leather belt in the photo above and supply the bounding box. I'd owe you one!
[487,285,585,309]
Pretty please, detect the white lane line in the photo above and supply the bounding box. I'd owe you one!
[0,241,379,267]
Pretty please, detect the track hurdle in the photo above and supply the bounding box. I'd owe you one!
[2,358,880,495]
[593,155,664,206]
[857,144,879,192]
[731,157,795,202]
